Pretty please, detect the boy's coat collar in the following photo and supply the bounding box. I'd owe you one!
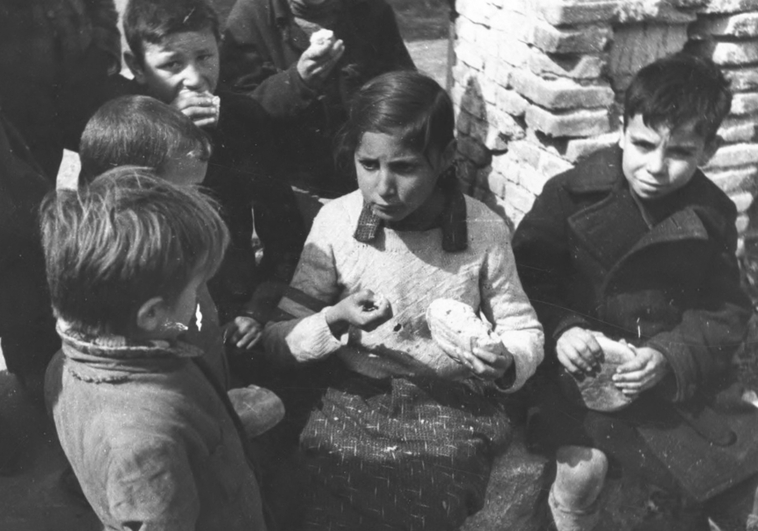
[563,144,624,194]
[565,146,713,271]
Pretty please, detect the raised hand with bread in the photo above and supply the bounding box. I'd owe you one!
[297,28,345,88]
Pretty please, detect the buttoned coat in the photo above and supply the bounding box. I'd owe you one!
[513,145,758,501]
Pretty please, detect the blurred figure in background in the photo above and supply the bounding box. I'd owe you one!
[220,0,415,195]
[0,0,124,181]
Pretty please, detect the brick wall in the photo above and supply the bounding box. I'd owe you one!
[450,0,758,251]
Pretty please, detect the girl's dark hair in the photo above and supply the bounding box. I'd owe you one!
[124,0,220,64]
[79,95,211,185]
[336,70,455,179]
[624,52,731,142]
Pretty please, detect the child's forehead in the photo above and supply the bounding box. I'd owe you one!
[626,114,707,146]
[357,130,425,158]
[143,29,219,55]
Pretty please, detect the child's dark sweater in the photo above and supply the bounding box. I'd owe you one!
[202,91,306,323]
[513,145,758,502]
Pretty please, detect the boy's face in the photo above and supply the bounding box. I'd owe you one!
[619,114,717,201]
[161,156,208,186]
[130,29,219,104]
[157,273,204,340]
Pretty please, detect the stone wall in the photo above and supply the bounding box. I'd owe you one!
[450,0,758,249]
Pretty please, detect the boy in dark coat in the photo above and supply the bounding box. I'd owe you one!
[513,53,758,531]
[122,0,306,360]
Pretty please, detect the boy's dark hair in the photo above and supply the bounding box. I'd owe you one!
[124,0,220,63]
[40,166,229,336]
[624,52,731,142]
[79,95,212,185]
[336,70,454,177]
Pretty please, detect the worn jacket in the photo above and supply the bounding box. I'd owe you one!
[0,0,123,178]
[513,145,758,500]
[45,325,267,531]
[220,0,414,184]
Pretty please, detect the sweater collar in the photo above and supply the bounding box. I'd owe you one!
[353,188,468,252]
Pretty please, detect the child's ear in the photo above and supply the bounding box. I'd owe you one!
[440,139,457,171]
[617,115,625,148]
[699,135,723,166]
[135,297,168,333]
[124,51,146,85]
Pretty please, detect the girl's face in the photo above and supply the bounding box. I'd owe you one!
[355,131,447,226]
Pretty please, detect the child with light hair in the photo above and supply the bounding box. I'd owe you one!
[42,168,269,530]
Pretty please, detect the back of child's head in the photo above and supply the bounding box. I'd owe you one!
[40,166,229,336]
[79,95,211,185]
[624,52,731,142]
[124,0,220,63]
[337,70,454,172]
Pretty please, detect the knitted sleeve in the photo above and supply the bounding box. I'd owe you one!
[262,204,345,364]
[479,221,544,392]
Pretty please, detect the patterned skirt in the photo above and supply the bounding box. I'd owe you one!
[293,370,514,531]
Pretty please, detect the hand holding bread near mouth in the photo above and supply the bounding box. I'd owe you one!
[297,28,345,88]
[173,88,221,128]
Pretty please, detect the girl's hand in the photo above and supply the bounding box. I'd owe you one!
[297,32,345,88]
[223,316,263,351]
[468,341,514,380]
[556,327,602,375]
[172,90,220,128]
[612,346,669,397]
[325,290,393,337]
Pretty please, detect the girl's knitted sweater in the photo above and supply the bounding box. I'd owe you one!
[264,190,543,391]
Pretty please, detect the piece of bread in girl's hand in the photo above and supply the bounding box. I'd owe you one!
[559,334,638,412]
[426,299,504,369]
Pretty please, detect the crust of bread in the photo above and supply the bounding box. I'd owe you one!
[559,335,638,412]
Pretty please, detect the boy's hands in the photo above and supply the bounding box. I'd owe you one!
[172,90,221,128]
[556,327,602,375]
[297,30,345,88]
[223,316,263,351]
[325,290,392,337]
[612,346,669,397]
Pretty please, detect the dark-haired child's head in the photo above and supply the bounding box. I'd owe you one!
[41,167,229,338]
[619,52,731,201]
[337,70,456,226]
[124,0,220,104]
[80,95,211,186]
